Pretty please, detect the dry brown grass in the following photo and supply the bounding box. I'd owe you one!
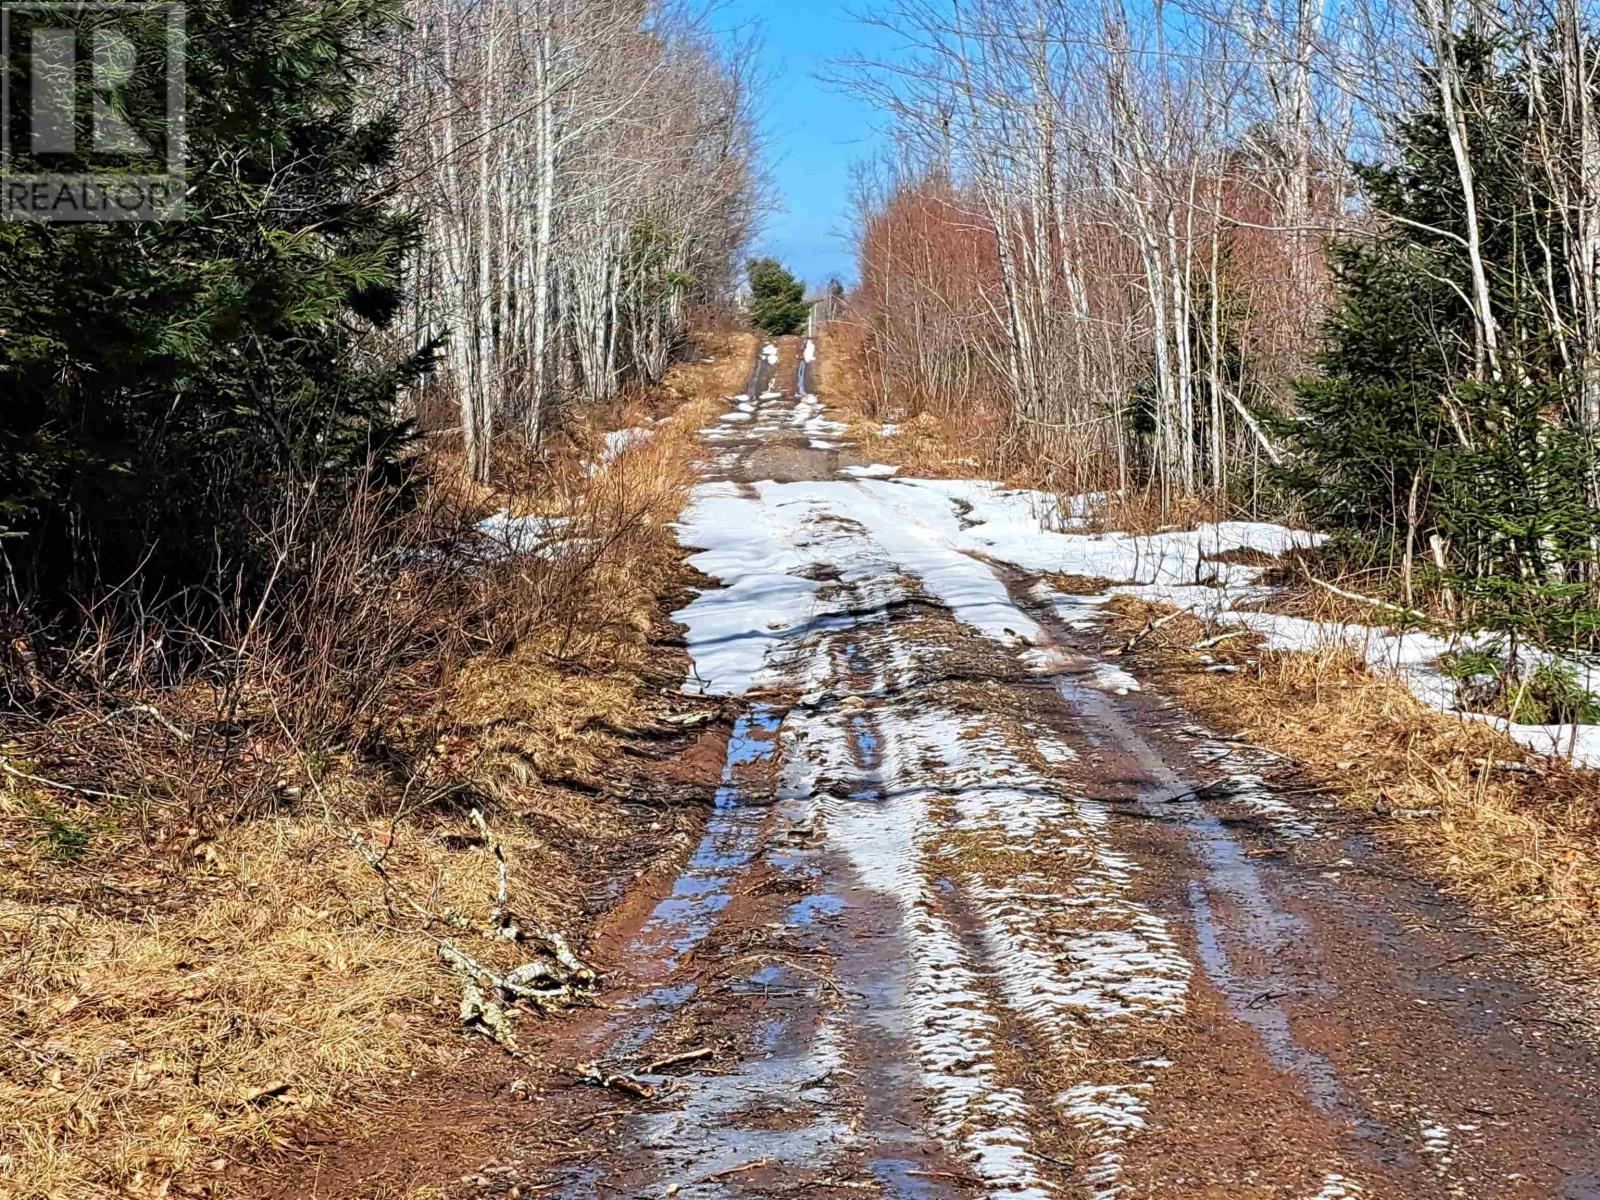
[817,324,1011,479]
[1084,489,1227,536]
[0,820,458,1199]
[1108,595,1600,966]
[663,330,759,410]
[0,343,734,1200]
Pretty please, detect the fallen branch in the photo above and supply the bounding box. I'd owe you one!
[351,821,597,1053]
[570,1062,662,1100]
[906,1168,984,1185]
[1118,605,1199,654]
[657,709,718,729]
[1193,629,1249,650]
[1,757,132,804]
[1086,777,1236,806]
[642,1046,713,1074]
[96,704,193,743]
[697,1159,772,1184]
[471,807,510,920]
[1309,577,1428,623]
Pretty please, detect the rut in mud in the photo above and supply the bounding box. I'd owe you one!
[483,347,1600,1200]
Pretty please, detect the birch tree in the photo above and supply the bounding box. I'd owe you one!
[397,0,759,480]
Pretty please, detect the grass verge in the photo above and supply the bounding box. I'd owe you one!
[0,332,752,1200]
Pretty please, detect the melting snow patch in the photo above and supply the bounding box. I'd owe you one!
[1308,1174,1363,1199]
[1036,736,1078,764]
[1090,662,1140,695]
[602,425,651,460]
[840,463,900,479]
[672,482,822,694]
[799,705,1061,1197]
[475,511,590,558]
[1059,1082,1152,1200]
[1420,1118,1453,1166]
[673,436,1204,1192]
[1466,713,1600,767]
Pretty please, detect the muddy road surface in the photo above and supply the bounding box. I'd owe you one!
[523,344,1600,1200]
[341,344,1600,1200]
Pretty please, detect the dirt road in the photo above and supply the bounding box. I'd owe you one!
[353,344,1600,1199]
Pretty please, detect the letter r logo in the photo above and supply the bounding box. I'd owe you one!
[27,25,149,154]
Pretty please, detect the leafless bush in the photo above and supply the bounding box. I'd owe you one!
[2,412,696,839]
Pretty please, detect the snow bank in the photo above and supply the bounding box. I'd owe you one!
[475,511,589,558]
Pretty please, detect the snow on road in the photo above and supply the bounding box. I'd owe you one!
[665,382,1222,1194]
[676,474,1308,696]
[680,444,1600,768]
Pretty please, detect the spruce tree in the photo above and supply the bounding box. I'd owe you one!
[1281,33,1600,648]
[747,257,808,336]
[0,0,434,620]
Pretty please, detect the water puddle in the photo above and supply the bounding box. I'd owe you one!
[627,705,783,980]
[788,892,846,926]
[870,1157,948,1198]
[637,965,850,1197]
[1186,879,1351,1117]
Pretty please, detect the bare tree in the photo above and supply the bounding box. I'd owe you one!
[396,0,760,480]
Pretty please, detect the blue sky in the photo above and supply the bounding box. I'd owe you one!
[711,2,899,290]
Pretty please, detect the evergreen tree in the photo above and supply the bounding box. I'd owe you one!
[0,0,435,620]
[747,257,808,336]
[1281,33,1600,647]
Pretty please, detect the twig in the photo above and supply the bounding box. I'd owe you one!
[697,1159,772,1184]
[906,1168,984,1185]
[642,1046,713,1074]
[574,1106,635,1130]
[471,807,510,913]
[1119,605,1198,654]
[1192,629,1249,650]
[569,1063,661,1100]
[0,758,131,803]
[97,704,194,743]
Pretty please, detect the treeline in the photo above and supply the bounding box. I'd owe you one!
[398,0,761,479]
[842,0,1600,648]
[841,0,1336,501]
[0,0,758,641]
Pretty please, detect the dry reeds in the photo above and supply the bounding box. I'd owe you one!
[0,341,736,1200]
